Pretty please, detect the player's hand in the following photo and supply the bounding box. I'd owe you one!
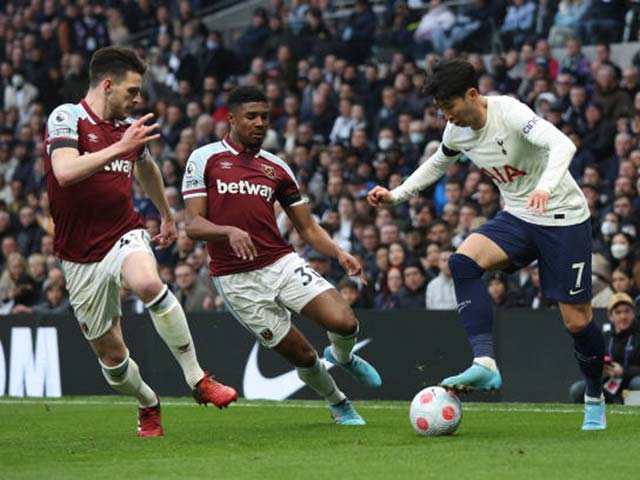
[604,362,624,378]
[152,216,178,250]
[337,251,368,285]
[119,113,160,153]
[227,227,257,261]
[367,186,394,207]
[526,189,550,215]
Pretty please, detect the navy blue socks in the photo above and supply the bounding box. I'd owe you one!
[449,253,495,359]
[570,321,605,399]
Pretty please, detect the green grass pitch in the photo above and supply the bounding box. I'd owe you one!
[1,397,638,480]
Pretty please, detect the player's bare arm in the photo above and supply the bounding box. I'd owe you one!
[51,113,160,187]
[134,153,177,249]
[285,203,367,284]
[184,196,257,261]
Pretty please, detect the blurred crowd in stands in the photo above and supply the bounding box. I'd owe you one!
[2,0,640,318]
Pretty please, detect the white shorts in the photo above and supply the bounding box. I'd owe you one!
[60,229,153,340]
[212,252,334,348]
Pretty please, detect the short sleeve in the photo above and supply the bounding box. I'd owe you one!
[182,149,208,200]
[46,104,79,155]
[276,171,306,207]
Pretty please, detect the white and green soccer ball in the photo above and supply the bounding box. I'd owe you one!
[409,386,463,436]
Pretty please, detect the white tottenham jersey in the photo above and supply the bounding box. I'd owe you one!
[392,95,589,226]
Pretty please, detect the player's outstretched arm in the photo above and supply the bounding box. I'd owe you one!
[184,197,257,261]
[367,146,458,207]
[52,113,160,186]
[285,203,367,284]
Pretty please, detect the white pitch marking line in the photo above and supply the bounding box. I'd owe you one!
[0,399,639,415]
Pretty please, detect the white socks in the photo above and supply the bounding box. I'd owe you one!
[146,285,205,388]
[327,328,358,364]
[474,356,498,371]
[297,358,346,405]
[100,353,157,408]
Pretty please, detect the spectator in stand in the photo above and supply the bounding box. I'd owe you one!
[487,271,524,308]
[582,0,626,45]
[549,1,591,48]
[173,262,213,312]
[374,265,403,309]
[500,0,536,50]
[16,205,44,258]
[571,293,640,403]
[396,262,428,308]
[413,0,455,55]
[425,247,456,310]
[341,0,377,64]
[593,64,632,124]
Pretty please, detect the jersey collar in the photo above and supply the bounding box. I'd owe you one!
[80,99,124,126]
[222,135,261,157]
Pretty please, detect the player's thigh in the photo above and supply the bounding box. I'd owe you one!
[272,324,318,367]
[535,219,592,306]
[61,259,121,341]
[460,212,535,271]
[274,254,343,324]
[88,317,128,366]
[213,274,292,349]
[300,288,358,336]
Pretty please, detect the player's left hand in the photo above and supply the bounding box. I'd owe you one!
[337,251,368,285]
[526,189,550,215]
[152,216,178,250]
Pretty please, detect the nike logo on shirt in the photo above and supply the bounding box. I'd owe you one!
[242,339,372,400]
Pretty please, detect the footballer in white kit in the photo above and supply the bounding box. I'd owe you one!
[368,59,606,431]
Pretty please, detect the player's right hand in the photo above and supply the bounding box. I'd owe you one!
[367,186,394,207]
[227,227,258,261]
[119,113,160,152]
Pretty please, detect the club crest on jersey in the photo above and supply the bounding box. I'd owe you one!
[261,164,275,179]
[88,133,99,143]
[220,161,233,169]
[496,138,507,155]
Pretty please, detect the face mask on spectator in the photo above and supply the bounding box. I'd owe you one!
[621,224,637,238]
[378,137,393,151]
[611,243,629,259]
[206,40,218,50]
[601,221,618,236]
[410,133,425,144]
[12,74,24,89]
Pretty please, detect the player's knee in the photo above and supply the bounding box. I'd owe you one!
[132,279,164,304]
[449,253,484,280]
[329,304,358,336]
[295,345,318,368]
[99,350,128,368]
[562,304,592,333]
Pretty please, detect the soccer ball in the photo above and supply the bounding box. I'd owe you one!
[409,386,462,436]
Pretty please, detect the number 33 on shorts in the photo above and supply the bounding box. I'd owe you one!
[295,265,323,287]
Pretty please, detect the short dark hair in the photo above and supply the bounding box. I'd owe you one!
[423,60,478,102]
[89,47,146,86]
[228,86,268,110]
